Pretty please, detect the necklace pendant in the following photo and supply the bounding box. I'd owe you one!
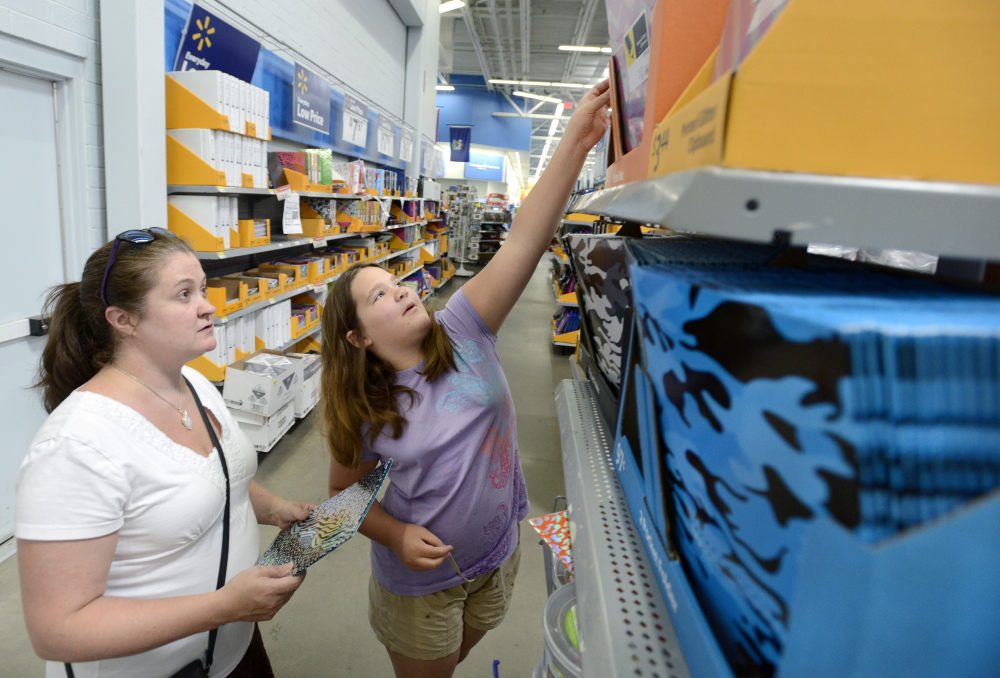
[180,409,193,430]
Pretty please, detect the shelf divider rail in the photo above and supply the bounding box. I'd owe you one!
[555,379,691,678]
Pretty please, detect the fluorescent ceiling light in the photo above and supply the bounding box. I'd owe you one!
[547,119,560,136]
[436,85,455,91]
[551,82,590,89]
[558,45,612,53]
[439,1,465,13]
[519,80,552,86]
[513,91,561,104]
[489,79,522,85]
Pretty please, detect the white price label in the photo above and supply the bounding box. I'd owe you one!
[283,194,303,234]
[312,238,326,249]
[342,95,369,147]
[343,111,367,146]
[377,115,395,157]
[275,185,292,201]
[377,128,394,156]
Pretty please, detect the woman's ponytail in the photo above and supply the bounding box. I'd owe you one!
[35,231,194,412]
[36,282,115,412]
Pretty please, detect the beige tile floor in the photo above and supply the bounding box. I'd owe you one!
[0,260,572,677]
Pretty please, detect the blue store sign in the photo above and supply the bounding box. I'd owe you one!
[292,62,330,134]
[465,151,505,181]
[172,3,260,82]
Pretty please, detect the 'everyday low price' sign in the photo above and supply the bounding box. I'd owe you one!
[292,63,330,134]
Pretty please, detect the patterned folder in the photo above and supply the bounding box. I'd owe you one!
[257,459,393,575]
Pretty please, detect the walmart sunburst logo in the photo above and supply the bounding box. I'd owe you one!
[191,16,216,51]
[297,69,308,95]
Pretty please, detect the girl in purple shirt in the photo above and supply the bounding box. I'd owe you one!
[322,80,611,678]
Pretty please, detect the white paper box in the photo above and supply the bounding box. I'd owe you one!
[222,349,303,416]
[230,399,295,452]
[289,353,321,418]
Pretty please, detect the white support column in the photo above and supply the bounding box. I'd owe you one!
[402,1,441,179]
[99,0,167,235]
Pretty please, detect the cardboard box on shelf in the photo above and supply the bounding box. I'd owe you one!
[230,399,296,452]
[646,0,1000,186]
[289,353,321,418]
[222,349,303,416]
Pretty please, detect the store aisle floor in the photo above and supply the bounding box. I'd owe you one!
[0,259,572,677]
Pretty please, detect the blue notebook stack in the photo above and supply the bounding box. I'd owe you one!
[553,307,581,334]
[626,237,1000,678]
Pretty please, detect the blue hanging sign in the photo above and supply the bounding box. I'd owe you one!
[465,151,505,181]
[292,62,330,134]
[172,3,260,82]
[449,125,472,163]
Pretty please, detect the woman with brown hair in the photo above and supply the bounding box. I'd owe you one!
[16,229,316,678]
[323,80,611,678]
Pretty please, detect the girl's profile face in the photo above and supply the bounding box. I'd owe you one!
[349,265,430,353]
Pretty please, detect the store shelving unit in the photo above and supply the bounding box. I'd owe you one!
[567,167,1000,261]
[555,379,691,678]
[559,156,1000,678]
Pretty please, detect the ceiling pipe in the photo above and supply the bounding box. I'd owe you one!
[461,3,494,91]
[488,0,509,80]
[505,0,517,75]
[520,0,531,76]
[561,0,601,83]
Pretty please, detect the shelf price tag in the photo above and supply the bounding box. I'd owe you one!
[283,194,303,234]
[342,94,369,148]
[400,128,414,165]
[377,114,395,157]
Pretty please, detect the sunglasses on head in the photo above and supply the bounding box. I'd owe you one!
[100,228,177,307]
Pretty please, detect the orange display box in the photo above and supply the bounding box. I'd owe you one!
[646,0,1000,186]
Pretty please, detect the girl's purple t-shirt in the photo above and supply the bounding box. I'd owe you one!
[360,288,528,596]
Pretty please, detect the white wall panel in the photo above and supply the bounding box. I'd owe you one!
[0,0,105,248]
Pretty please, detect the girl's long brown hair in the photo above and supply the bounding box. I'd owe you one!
[36,232,195,412]
[321,263,456,468]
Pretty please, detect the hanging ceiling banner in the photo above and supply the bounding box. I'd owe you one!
[172,3,260,82]
[449,125,472,163]
[292,62,330,134]
[400,129,415,166]
[341,94,370,148]
[377,115,395,158]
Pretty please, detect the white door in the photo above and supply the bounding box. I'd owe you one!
[0,67,66,543]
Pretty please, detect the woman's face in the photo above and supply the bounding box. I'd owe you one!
[129,252,217,363]
[349,265,430,355]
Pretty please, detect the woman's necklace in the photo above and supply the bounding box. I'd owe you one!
[112,364,193,430]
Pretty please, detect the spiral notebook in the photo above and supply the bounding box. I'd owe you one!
[257,459,393,575]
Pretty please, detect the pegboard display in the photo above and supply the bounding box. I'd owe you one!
[555,379,691,678]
